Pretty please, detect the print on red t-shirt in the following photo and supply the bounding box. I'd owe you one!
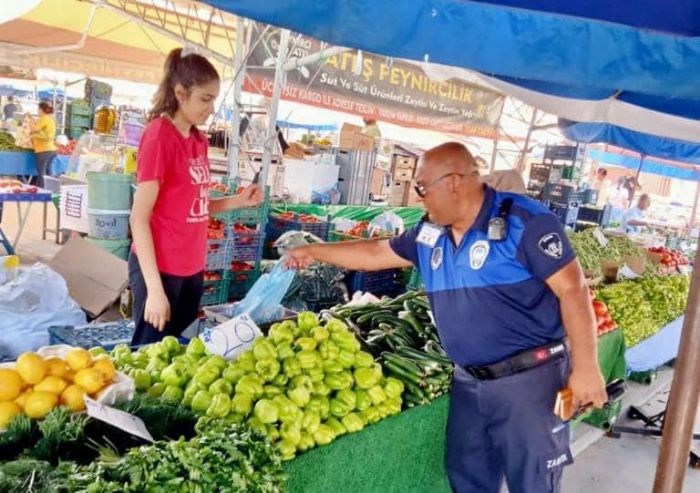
[134,117,210,276]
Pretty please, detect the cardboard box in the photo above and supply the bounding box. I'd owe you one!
[389,182,409,206]
[339,123,362,149]
[48,237,129,318]
[371,168,386,196]
[339,123,375,151]
[393,167,414,182]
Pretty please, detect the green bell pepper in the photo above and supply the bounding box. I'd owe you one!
[291,374,314,391]
[312,381,331,396]
[295,337,318,351]
[325,318,348,334]
[354,351,375,368]
[280,422,302,446]
[305,365,325,383]
[368,385,387,405]
[252,338,278,361]
[193,365,220,387]
[206,394,231,418]
[325,372,354,391]
[323,359,344,374]
[235,374,264,398]
[355,389,372,411]
[360,406,380,424]
[147,382,166,397]
[325,417,347,437]
[302,410,321,433]
[288,387,311,407]
[330,398,351,418]
[254,399,280,424]
[264,384,284,398]
[311,326,329,342]
[272,373,290,387]
[231,393,254,416]
[272,395,301,423]
[337,350,356,369]
[276,342,295,360]
[336,389,357,411]
[341,412,364,433]
[161,335,182,356]
[247,416,267,435]
[384,377,405,399]
[297,350,321,369]
[318,340,340,361]
[283,357,302,378]
[297,312,320,332]
[130,369,151,391]
[313,424,335,446]
[277,439,297,461]
[222,364,246,384]
[224,412,244,425]
[186,337,207,358]
[162,385,184,403]
[353,367,380,389]
[209,378,233,396]
[269,323,295,345]
[266,424,280,442]
[297,432,315,452]
[208,355,228,371]
[191,390,213,413]
[255,357,281,382]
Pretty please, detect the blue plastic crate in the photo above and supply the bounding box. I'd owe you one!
[230,230,264,262]
[206,238,233,270]
[267,214,331,242]
[210,188,271,226]
[228,266,262,300]
[48,321,135,350]
[347,269,398,296]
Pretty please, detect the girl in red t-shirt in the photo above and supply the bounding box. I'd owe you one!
[130,48,263,345]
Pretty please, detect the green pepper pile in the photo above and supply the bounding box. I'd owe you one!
[597,274,689,347]
[330,291,454,408]
[0,132,29,152]
[111,314,403,462]
[568,229,652,276]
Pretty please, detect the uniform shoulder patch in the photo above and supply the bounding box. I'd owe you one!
[431,246,443,270]
[469,240,490,270]
[538,232,563,259]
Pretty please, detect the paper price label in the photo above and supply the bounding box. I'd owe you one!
[618,264,640,280]
[199,313,263,360]
[592,228,609,247]
[84,397,154,442]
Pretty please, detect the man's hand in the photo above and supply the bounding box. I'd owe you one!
[144,289,171,332]
[568,364,607,410]
[239,184,264,207]
[284,245,316,270]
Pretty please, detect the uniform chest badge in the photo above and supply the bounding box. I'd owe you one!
[469,240,490,270]
[431,247,443,270]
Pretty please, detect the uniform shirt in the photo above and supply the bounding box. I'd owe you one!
[31,115,57,153]
[623,206,644,234]
[134,117,210,276]
[389,185,576,367]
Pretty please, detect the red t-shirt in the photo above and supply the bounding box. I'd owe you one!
[135,117,210,276]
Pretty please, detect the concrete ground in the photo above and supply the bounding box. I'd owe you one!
[3,204,700,492]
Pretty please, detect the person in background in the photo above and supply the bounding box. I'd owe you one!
[606,177,630,226]
[3,96,18,121]
[623,193,651,234]
[286,142,606,493]
[129,48,263,346]
[361,117,381,139]
[592,168,611,207]
[29,101,57,188]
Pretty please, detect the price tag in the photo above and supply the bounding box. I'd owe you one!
[618,264,640,280]
[677,265,690,275]
[199,313,263,360]
[84,397,154,443]
[592,228,608,247]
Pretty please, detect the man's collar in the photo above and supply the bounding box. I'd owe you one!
[473,185,496,233]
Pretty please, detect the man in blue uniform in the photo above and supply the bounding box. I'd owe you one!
[286,142,607,492]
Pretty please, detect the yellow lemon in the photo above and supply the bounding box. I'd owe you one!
[14,390,31,410]
[73,368,105,394]
[64,369,75,382]
[0,401,21,429]
[60,384,87,412]
[92,357,116,382]
[24,391,58,419]
[0,368,23,401]
[15,352,47,385]
[34,376,68,395]
[45,357,69,378]
[65,348,92,371]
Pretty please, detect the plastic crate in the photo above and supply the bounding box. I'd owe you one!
[347,269,398,296]
[228,266,262,299]
[230,230,264,262]
[206,238,233,270]
[201,274,229,306]
[48,321,135,350]
[267,214,332,242]
[329,231,363,242]
[542,183,580,204]
[549,202,580,226]
[577,205,611,227]
[407,268,424,290]
[210,188,270,225]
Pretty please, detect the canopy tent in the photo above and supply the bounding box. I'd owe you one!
[0,0,240,84]
[586,148,700,184]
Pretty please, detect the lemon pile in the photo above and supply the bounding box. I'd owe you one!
[0,348,117,428]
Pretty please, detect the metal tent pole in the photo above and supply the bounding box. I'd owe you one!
[260,29,290,190]
[653,246,700,492]
[227,16,246,182]
[689,182,700,231]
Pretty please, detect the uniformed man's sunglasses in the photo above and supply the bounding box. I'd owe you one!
[413,172,465,198]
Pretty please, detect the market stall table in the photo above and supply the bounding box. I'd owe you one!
[625,316,684,373]
[0,152,70,178]
[0,186,53,254]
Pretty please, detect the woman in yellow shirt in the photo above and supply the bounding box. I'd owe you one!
[30,101,57,188]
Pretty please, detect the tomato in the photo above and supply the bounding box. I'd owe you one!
[592,300,607,317]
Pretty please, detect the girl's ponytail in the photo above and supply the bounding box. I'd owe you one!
[147,47,219,122]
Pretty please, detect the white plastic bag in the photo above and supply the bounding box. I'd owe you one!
[0,264,86,358]
[369,211,404,236]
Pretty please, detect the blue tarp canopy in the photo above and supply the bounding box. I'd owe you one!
[586,148,700,183]
[277,120,337,132]
[0,86,32,98]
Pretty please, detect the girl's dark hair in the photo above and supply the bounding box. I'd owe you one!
[147,48,219,122]
[38,101,53,114]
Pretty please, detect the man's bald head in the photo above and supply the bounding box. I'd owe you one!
[421,142,479,175]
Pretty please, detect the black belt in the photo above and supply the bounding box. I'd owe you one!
[463,340,567,380]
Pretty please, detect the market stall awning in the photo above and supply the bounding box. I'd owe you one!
[587,148,700,183]
[206,0,700,100]
[0,0,240,84]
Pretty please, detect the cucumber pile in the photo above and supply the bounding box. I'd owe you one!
[328,291,453,408]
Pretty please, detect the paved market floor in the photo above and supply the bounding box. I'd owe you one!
[3,205,700,492]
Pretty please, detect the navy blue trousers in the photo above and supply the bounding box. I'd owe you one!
[446,354,573,493]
